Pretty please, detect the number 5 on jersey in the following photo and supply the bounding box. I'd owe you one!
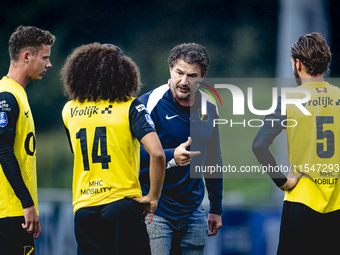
[76,127,111,171]
[316,116,334,159]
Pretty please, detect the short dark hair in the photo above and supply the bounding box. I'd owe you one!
[290,32,331,76]
[61,43,141,103]
[9,25,55,62]
[168,43,209,76]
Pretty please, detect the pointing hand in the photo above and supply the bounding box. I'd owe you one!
[174,137,201,166]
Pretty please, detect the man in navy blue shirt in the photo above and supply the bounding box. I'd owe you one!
[139,43,223,255]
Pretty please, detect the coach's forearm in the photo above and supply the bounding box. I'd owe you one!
[205,178,223,215]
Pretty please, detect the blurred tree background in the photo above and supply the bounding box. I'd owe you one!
[0,0,339,201]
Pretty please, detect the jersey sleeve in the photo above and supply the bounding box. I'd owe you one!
[252,96,288,187]
[0,92,34,208]
[64,124,73,153]
[129,99,156,141]
[138,91,176,167]
[0,92,19,137]
[204,124,223,215]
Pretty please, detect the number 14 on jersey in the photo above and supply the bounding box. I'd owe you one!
[76,127,111,171]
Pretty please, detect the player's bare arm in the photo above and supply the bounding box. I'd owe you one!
[133,131,165,223]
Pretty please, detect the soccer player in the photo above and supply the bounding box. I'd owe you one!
[252,33,340,254]
[0,26,55,254]
[139,43,223,254]
[61,43,165,255]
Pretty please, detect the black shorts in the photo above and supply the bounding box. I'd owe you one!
[277,201,340,255]
[0,216,35,255]
[75,198,151,255]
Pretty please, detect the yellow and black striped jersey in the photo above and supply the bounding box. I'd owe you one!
[62,98,155,213]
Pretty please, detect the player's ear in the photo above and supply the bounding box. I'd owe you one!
[201,72,207,78]
[22,51,30,63]
[296,59,302,71]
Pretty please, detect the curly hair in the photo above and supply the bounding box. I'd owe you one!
[9,25,55,62]
[168,43,209,76]
[291,32,331,76]
[61,43,141,103]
